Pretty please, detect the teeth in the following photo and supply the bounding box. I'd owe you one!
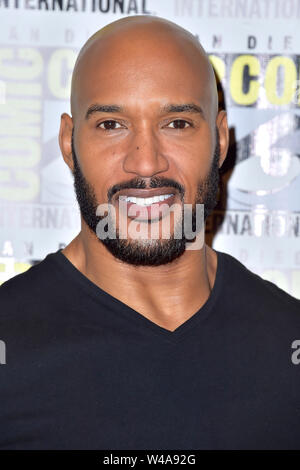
[120,194,174,205]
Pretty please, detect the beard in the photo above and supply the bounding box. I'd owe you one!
[71,129,221,266]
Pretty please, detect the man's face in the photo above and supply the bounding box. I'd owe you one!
[65,24,227,265]
[71,127,220,266]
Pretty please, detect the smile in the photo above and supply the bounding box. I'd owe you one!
[119,194,174,206]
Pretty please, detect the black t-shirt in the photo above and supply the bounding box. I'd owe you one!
[0,248,300,450]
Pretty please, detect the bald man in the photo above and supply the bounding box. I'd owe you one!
[0,15,300,450]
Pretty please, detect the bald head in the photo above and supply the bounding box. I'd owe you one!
[70,15,218,123]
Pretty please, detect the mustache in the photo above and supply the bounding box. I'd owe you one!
[107,176,185,201]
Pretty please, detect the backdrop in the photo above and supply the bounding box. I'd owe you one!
[0,0,299,299]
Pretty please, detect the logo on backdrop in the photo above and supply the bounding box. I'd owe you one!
[0,0,152,14]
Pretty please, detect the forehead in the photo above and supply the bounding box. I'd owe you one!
[72,29,216,120]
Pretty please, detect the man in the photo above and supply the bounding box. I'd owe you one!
[0,15,300,450]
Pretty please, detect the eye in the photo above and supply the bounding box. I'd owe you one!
[167,120,192,129]
[97,120,123,131]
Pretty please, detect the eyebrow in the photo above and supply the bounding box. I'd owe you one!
[85,104,122,119]
[161,103,204,117]
[84,103,204,120]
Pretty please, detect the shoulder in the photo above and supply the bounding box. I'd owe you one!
[0,251,60,316]
[216,249,300,323]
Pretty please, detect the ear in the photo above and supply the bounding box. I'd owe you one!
[59,113,74,172]
[216,110,229,169]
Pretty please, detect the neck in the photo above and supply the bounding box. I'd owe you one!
[62,224,217,332]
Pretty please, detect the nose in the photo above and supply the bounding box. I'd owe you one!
[123,126,169,177]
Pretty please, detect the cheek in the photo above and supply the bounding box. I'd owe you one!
[76,129,132,202]
[166,126,213,168]
[167,142,213,202]
[171,144,213,186]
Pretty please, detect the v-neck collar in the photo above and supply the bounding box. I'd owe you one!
[47,247,226,344]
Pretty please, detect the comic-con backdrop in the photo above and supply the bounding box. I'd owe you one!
[0,0,299,298]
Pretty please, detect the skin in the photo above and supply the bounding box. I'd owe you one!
[59,15,229,332]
